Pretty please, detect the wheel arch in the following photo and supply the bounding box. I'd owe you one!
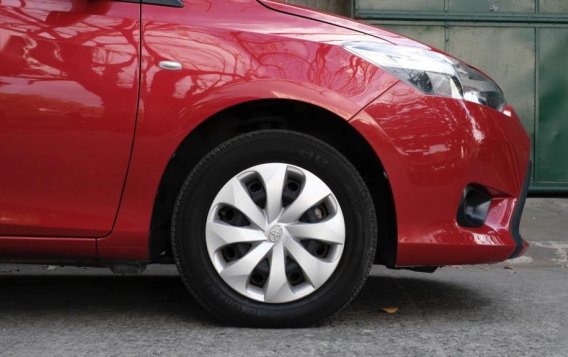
[148,99,397,267]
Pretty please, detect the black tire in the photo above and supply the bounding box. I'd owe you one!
[172,129,377,327]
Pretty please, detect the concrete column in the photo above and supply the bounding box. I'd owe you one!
[283,0,351,16]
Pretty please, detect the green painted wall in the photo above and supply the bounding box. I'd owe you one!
[283,0,350,16]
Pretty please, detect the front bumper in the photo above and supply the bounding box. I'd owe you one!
[350,81,531,267]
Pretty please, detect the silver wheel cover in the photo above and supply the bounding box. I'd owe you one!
[205,163,346,303]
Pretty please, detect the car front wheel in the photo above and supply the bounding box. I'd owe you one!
[172,129,377,327]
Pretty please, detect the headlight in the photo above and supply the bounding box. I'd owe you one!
[343,42,506,112]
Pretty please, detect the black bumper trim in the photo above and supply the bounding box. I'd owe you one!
[508,162,531,259]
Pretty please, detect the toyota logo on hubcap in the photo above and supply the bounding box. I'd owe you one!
[268,225,283,242]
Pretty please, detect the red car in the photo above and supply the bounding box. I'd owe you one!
[0,0,530,326]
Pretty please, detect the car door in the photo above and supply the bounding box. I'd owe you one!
[0,0,140,237]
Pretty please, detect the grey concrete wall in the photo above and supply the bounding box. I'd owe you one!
[283,0,351,16]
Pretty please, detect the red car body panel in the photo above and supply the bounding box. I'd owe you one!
[0,0,530,266]
[0,0,140,237]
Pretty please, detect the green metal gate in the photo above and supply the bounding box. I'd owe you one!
[354,0,568,192]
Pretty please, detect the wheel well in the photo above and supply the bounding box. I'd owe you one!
[149,99,397,266]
